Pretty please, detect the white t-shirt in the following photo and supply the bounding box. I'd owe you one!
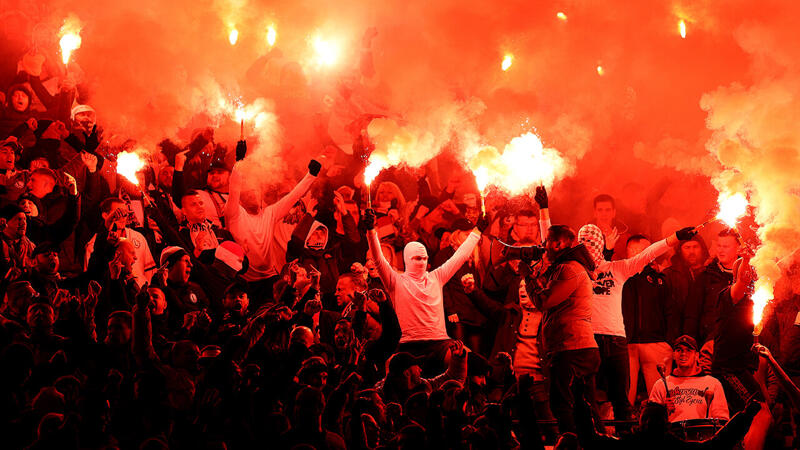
[590,239,669,336]
[649,373,730,422]
[226,170,316,281]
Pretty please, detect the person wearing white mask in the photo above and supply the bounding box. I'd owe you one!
[363,208,488,374]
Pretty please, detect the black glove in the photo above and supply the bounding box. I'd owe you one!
[363,209,376,230]
[64,134,84,152]
[84,125,99,153]
[235,140,247,161]
[308,159,322,176]
[475,214,490,233]
[675,226,698,241]
[534,185,548,209]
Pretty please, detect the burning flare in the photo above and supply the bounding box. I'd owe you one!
[468,132,568,196]
[228,27,239,45]
[58,16,82,65]
[364,155,386,187]
[311,35,340,67]
[557,12,568,22]
[715,191,748,228]
[117,151,146,185]
[266,24,277,47]
[678,20,687,39]
[752,284,773,335]
[596,65,605,76]
[502,54,513,71]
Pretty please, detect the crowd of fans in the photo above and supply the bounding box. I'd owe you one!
[3,29,800,450]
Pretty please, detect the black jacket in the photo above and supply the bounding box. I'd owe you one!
[684,259,733,343]
[622,265,678,344]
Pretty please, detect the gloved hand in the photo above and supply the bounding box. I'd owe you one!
[363,208,376,230]
[235,140,247,161]
[475,214,490,233]
[675,226,698,241]
[534,185,549,209]
[84,125,99,153]
[308,159,322,176]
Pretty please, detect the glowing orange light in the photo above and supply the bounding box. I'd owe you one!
[557,12,568,22]
[752,284,773,335]
[501,54,513,71]
[312,35,340,66]
[364,156,385,187]
[473,166,489,213]
[596,65,605,76]
[117,151,146,185]
[266,24,277,47]
[228,27,239,45]
[468,132,568,196]
[473,166,489,193]
[678,20,687,38]
[58,17,82,65]
[715,192,748,228]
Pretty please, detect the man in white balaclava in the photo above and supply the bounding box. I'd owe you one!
[364,208,489,375]
[577,222,698,423]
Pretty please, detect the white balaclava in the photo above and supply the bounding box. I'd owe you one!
[578,224,605,267]
[403,241,428,278]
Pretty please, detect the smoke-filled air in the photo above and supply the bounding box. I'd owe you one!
[5,0,797,302]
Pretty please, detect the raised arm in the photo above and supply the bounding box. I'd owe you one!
[367,228,397,291]
[616,227,697,279]
[615,238,669,279]
[431,231,480,284]
[268,160,320,220]
[224,162,244,223]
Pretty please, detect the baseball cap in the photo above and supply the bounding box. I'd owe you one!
[673,335,698,352]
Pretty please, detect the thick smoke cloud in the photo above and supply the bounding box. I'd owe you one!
[701,8,800,297]
[2,1,797,257]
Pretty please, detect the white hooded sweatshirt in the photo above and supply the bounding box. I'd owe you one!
[369,230,481,343]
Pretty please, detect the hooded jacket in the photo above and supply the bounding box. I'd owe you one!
[578,223,670,337]
[527,244,598,356]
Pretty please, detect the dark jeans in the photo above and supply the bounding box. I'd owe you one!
[595,334,633,420]
[549,348,601,433]
[396,339,454,377]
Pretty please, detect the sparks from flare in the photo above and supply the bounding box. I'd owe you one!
[715,192,748,228]
[267,24,277,47]
[557,12,568,22]
[228,27,239,45]
[58,17,82,65]
[678,20,687,38]
[502,54,514,71]
[116,151,146,185]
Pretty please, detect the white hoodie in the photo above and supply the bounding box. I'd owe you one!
[369,230,480,343]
